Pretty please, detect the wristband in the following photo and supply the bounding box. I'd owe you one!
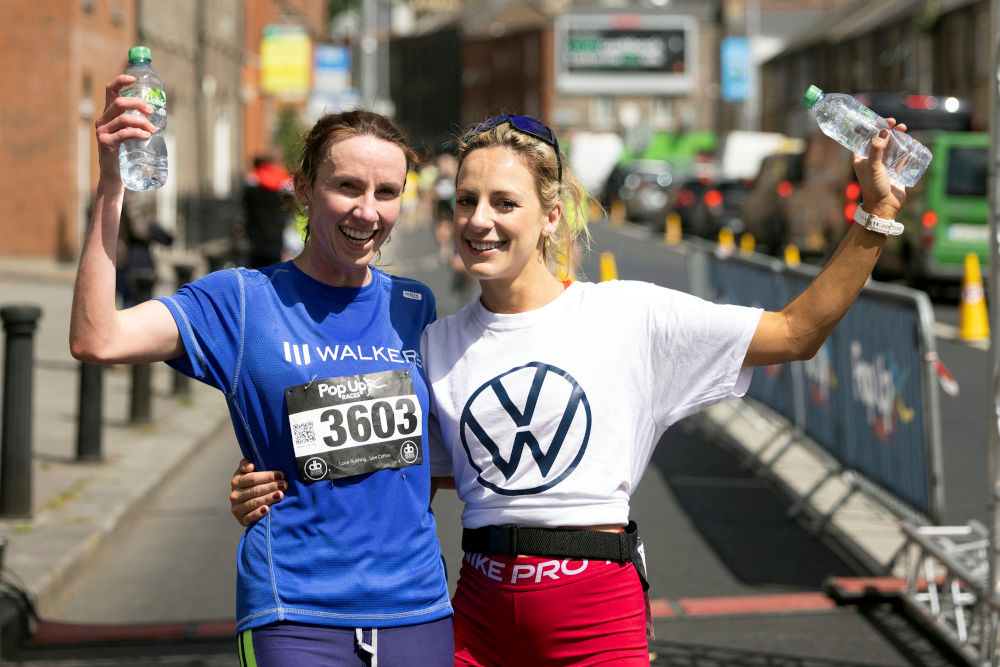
[853,206,904,236]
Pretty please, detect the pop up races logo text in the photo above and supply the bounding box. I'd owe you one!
[850,341,915,441]
[804,343,836,408]
[317,376,386,401]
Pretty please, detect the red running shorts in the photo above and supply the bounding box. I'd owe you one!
[452,552,649,666]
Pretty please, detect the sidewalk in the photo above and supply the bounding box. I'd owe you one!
[0,256,231,653]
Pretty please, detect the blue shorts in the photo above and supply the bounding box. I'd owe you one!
[237,617,454,667]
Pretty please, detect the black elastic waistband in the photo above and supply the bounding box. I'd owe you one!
[461,521,637,562]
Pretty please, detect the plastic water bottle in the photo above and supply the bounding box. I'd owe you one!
[118,46,168,191]
[801,85,931,187]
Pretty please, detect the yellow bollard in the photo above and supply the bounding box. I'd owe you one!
[599,251,619,282]
[588,199,604,223]
[610,200,626,227]
[717,228,735,257]
[958,252,990,341]
[783,244,801,267]
[739,232,756,255]
[664,213,682,246]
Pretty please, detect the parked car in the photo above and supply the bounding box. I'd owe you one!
[689,177,754,240]
[741,151,804,256]
[894,131,989,288]
[600,160,674,225]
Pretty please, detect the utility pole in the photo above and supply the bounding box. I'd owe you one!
[987,0,1000,619]
[745,0,760,131]
[361,0,378,109]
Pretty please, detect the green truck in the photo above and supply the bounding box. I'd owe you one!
[895,131,989,289]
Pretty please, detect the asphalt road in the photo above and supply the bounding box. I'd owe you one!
[9,221,971,666]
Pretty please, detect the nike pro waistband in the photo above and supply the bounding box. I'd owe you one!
[462,521,638,562]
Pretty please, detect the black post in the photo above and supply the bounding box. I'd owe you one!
[128,268,157,424]
[0,306,42,518]
[76,362,103,461]
[172,264,194,396]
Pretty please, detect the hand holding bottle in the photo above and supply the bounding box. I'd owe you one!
[95,75,157,184]
[853,119,907,222]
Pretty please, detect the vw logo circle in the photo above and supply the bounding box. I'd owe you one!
[459,362,591,496]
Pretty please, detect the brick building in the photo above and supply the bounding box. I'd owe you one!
[0,0,136,260]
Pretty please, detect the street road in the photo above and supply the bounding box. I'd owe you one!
[10,221,971,666]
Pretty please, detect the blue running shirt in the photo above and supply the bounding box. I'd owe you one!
[156,262,452,632]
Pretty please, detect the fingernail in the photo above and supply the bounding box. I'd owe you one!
[277,482,287,490]
[261,506,268,515]
[275,472,285,481]
[879,129,888,139]
[273,491,283,500]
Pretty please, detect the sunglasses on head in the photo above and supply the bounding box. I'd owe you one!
[467,115,562,187]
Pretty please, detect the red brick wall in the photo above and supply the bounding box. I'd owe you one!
[0,0,133,259]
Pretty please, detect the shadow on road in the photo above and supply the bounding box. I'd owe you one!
[652,417,860,589]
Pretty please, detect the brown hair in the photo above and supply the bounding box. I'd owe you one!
[458,120,591,280]
[294,110,419,241]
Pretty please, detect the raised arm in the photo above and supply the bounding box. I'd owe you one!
[70,75,184,364]
[744,122,907,367]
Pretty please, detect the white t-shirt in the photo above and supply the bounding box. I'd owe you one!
[422,280,762,529]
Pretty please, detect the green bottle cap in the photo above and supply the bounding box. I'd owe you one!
[128,46,151,63]
[801,85,822,108]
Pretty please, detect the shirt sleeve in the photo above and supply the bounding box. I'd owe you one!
[420,327,453,478]
[154,268,245,395]
[643,283,762,427]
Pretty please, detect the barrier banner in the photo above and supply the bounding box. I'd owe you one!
[709,256,796,423]
[785,273,842,458]
[830,293,929,514]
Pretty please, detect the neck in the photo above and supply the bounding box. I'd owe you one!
[478,269,565,314]
[294,245,371,288]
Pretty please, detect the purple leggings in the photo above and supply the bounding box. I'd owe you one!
[238,617,454,667]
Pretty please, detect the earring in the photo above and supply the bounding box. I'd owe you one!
[544,237,551,249]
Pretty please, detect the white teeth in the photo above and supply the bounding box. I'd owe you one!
[341,227,376,245]
[470,240,503,251]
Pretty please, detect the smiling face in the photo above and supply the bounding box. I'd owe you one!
[454,147,562,310]
[294,134,408,287]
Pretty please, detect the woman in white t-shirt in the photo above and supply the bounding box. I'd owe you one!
[230,114,908,665]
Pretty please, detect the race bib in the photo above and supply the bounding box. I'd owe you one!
[285,370,422,483]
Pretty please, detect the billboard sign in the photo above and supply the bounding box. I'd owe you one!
[261,24,311,97]
[555,14,696,95]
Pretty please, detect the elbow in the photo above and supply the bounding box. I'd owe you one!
[70,332,113,364]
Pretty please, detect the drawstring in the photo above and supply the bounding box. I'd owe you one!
[355,628,378,667]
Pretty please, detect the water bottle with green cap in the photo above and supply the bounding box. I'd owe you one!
[801,85,931,187]
[119,46,168,191]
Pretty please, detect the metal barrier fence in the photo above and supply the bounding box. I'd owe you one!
[686,237,945,523]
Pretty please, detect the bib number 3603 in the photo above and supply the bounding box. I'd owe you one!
[285,370,422,483]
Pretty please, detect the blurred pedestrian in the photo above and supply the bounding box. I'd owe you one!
[242,152,293,269]
[116,189,172,308]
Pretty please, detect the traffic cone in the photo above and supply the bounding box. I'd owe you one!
[717,228,735,257]
[740,232,756,255]
[958,252,989,341]
[664,212,682,246]
[784,244,801,267]
[599,251,618,281]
